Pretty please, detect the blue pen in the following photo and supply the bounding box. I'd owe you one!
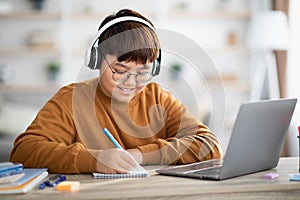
[39,175,66,189]
[103,128,123,149]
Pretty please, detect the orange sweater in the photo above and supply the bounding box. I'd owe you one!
[10,78,222,173]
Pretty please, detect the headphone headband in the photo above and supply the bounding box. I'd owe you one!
[91,16,155,48]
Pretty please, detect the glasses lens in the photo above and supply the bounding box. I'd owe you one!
[136,73,152,83]
[112,71,127,82]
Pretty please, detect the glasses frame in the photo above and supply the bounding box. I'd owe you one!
[104,58,154,84]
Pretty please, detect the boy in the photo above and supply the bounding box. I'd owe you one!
[10,9,222,174]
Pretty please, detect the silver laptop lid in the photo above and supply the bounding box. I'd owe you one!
[220,98,297,179]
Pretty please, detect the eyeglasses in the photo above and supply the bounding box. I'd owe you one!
[104,58,153,84]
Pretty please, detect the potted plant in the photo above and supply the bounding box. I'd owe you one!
[170,63,183,80]
[46,62,60,82]
[27,0,46,11]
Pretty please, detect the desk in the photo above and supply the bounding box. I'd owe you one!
[1,157,300,200]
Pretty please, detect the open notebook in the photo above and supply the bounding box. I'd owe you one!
[93,165,149,179]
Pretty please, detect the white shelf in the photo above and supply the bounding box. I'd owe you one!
[72,11,157,20]
[204,45,250,55]
[0,84,60,94]
[205,78,250,92]
[0,47,60,57]
[0,12,61,20]
[71,10,250,21]
[168,10,250,19]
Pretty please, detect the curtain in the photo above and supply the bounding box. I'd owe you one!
[273,0,289,98]
[273,0,290,156]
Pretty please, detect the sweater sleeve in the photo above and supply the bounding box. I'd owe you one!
[138,87,222,165]
[9,87,97,174]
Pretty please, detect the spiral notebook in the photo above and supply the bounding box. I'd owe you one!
[93,166,149,179]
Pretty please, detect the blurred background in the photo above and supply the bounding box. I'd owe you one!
[0,0,299,161]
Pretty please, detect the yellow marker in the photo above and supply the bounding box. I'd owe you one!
[56,181,80,192]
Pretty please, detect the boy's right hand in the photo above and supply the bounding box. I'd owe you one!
[95,148,139,174]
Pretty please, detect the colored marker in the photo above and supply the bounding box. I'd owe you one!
[103,128,123,149]
[297,126,300,172]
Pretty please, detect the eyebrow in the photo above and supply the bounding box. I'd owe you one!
[114,62,152,70]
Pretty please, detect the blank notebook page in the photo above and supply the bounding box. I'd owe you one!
[93,165,149,179]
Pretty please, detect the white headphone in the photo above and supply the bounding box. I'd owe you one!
[84,16,161,76]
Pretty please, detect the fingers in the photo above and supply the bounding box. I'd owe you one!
[126,148,143,164]
[121,151,139,167]
[95,149,140,174]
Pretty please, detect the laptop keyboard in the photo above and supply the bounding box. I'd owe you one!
[188,166,222,175]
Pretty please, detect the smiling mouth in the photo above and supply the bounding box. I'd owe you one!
[117,86,135,94]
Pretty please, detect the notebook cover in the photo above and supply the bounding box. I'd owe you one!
[0,162,23,178]
[0,171,48,194]
[0,168,48,188]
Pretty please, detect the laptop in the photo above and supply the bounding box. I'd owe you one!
[156,98,297,180]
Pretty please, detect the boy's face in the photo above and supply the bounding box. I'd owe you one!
[99,55,153,103]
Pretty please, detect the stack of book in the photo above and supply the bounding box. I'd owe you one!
[0,162,48,194]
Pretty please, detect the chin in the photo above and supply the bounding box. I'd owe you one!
[114,96,132,103]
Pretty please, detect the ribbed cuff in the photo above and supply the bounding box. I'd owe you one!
[138,143,161,165]
[77,149,97,173]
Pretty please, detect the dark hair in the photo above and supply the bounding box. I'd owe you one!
[97,9,160,64]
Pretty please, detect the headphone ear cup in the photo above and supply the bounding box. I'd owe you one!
[152,60,160,76]
[87,47,99,70]
[152,49,161,76]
